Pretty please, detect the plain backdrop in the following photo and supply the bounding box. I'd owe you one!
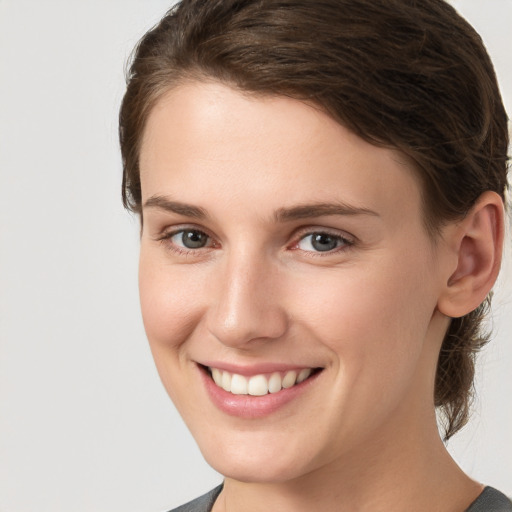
[0,1,510,511]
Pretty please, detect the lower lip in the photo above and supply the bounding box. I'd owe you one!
[199,366,321,419]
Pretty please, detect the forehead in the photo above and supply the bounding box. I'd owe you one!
[139,81,423,228]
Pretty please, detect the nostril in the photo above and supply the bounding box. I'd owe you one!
[207,305,289,348]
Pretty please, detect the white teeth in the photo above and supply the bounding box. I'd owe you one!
[211,368,222,387]
[297,368,312,383]
[248,375,268,396]
[230,374,248,395]
[268,372,282,393]
[221,371,232,392]
[282,370,297,389]
[208,367,314,395]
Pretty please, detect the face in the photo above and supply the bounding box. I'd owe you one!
[138,81,451,483]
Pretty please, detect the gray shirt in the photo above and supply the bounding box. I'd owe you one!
[168,485,512,512]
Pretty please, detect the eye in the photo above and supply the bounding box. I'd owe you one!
[169,229,210,249]
[296,232,350,253]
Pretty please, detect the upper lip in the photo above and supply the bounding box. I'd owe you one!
[198,361,320,376]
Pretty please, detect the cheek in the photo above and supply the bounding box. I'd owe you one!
[291,262,438,448]
[138,251,211,417]
[138,250,204,356]
[293,266,432,340]
[290,255,438,387]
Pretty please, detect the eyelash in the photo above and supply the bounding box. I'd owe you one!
[156,227,217,256]
[156,226,355,257]
[291,231,354,255]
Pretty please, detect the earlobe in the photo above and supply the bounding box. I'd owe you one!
[437,191,504,318]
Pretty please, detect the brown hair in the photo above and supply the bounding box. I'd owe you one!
[119,0,509,439]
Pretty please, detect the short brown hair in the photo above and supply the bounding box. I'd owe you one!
[119,0,509,439]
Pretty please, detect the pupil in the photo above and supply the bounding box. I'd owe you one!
[312,233,337,252]
[182,230,207,249]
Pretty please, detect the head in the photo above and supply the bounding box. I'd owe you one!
[120,0,509,451]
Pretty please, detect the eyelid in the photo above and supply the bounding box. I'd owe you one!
[155,224,219,253]
[289,226,356,254]
[292,225,356,242]
[155,223,213,240]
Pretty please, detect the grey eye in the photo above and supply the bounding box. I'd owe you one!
[297,232,344,252]
[172,229,209,249]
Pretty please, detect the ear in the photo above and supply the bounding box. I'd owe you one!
[437,191,505,318]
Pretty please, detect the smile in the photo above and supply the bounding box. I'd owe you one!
[208,367,315,395]
[199,363,323,418]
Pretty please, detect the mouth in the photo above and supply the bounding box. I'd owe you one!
[198,363,323,418]
[201,364,322,396]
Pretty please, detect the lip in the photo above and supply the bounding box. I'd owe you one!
[197,363,322,419]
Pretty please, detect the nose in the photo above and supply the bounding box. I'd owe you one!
[206,251,288,349]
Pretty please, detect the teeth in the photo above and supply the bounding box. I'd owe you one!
[247,375,268,396]
[208,367,314,395]
[221,371,232,392]
[297,368,312,383]
[230,374,248,395]
[211,368,222,386]
[268,372,282,394]
[282,370,297,389]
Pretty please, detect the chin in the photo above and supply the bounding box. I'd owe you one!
[196,429,319,484]
[205,450,311,484]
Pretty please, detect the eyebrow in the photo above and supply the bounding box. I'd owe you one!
[143,195,379,222]
[143,195,208,219]
[274,202,380,222]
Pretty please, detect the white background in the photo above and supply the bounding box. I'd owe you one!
[0,1,510,511]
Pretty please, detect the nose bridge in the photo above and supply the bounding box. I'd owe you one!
[207,245,287,347]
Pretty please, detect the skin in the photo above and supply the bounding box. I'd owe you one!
[138,81,502,511]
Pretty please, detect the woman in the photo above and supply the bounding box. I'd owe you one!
[119,1,511,510]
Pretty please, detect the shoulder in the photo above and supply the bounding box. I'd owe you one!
[166,485,223,512]
[466,487,512,512]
